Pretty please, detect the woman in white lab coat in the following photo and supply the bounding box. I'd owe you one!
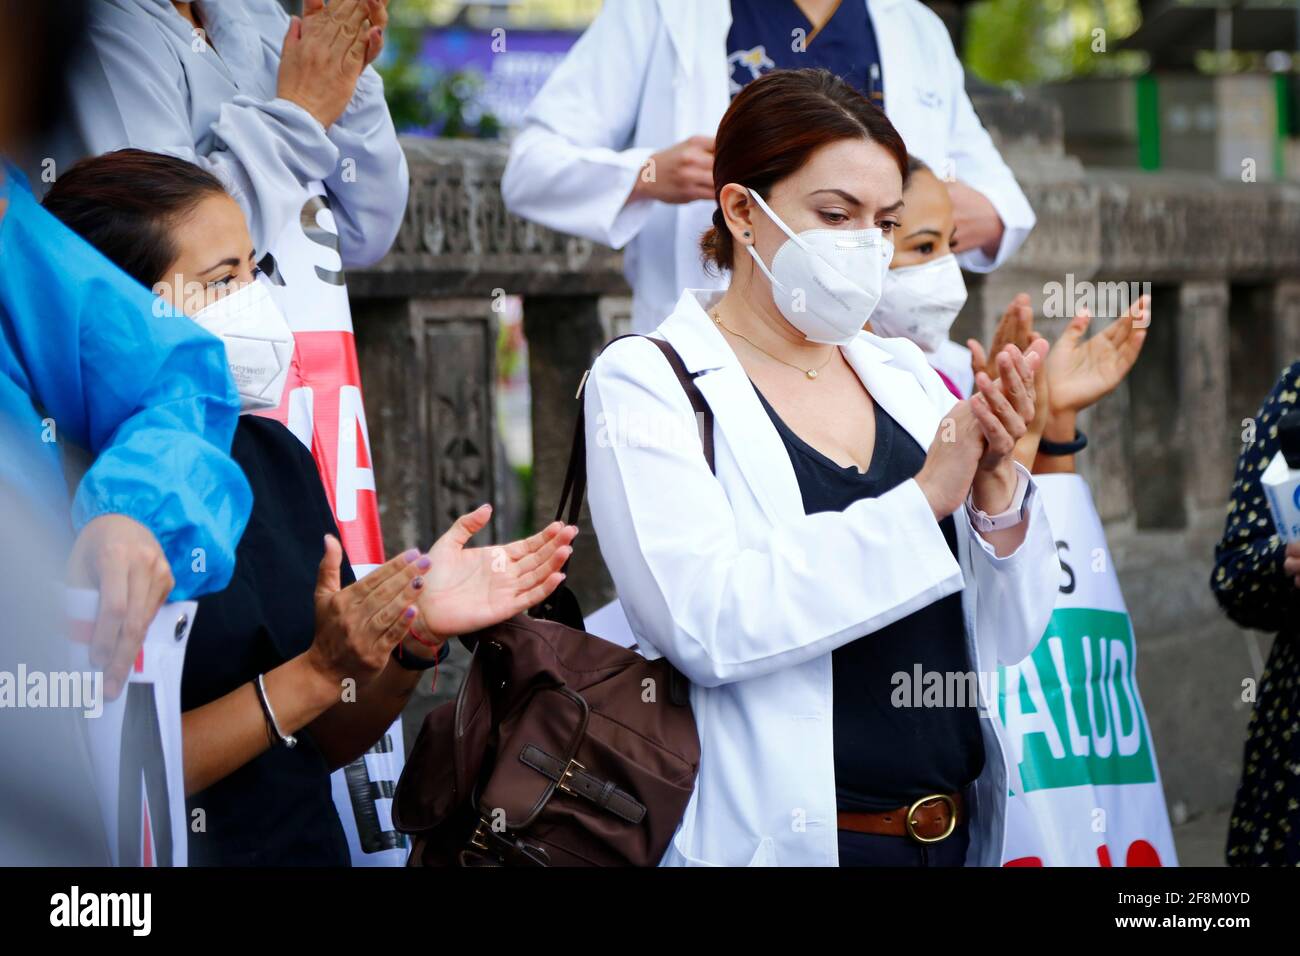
[503,0,1035,333]
[584,69,1059,867]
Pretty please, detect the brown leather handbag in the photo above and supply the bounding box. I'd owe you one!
[393,337,708,866]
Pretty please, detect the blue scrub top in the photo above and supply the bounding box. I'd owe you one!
[727,0,885,106]
[0,164,251,599]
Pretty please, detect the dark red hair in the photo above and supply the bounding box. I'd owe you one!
[700,68,909,273]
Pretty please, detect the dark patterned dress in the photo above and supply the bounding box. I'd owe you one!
[1213,361,1300,865]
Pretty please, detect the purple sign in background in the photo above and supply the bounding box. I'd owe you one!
[420,29,580,132]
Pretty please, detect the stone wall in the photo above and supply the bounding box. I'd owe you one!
[347,104,1300,843]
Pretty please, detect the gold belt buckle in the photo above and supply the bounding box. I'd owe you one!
[470,817,492,851]
[905,793,957,844]
[558,758,585,795]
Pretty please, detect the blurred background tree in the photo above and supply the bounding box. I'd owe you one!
[374,10,435,130]
[376,0,504,136]
[964,0,1146,85]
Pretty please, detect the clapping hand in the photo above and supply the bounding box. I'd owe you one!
[1045,295,1150,415]
[405,505,579,653]
[967,293,1036,380]
[278,0,373,129]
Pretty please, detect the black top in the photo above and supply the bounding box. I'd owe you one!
[183,415,353,867]
[753,387,984,813]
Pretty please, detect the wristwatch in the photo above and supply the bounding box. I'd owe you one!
[966,466,1030,533]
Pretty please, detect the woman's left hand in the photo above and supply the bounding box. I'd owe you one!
[405,505,578,653]
[972,342,1044,468]
[969,340,1047,510]
[1046,295,1150,415]
[1283,541,1300,590]
[304,0,386,64]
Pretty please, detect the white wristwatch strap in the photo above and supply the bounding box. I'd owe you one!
[965,466,1030,533]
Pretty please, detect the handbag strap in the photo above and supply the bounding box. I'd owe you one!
[554,334,716,527]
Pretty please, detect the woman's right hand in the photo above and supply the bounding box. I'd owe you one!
[276,0,371,130]
[305,536,427,689]
[67,514,175,700]
[1284,541,1300,590]
[915,399,985,519]
[968,292,1035,380]
[629,136,716,206]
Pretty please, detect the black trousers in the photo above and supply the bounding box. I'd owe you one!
[837,820,971,867]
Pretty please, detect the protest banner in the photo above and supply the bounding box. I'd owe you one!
[68,589,193,868]
[995,474,1178,867]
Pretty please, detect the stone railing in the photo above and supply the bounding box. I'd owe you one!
[348,104,1300,836]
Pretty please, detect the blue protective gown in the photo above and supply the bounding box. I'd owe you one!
[0,165,251,598]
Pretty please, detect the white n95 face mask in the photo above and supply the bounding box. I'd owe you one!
[871,253,968,353]
[191,279,294,413]
[745,188,894,346]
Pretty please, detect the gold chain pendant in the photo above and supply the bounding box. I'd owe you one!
[712,308,830,381]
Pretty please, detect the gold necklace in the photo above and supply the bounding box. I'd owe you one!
[710,308,836,380]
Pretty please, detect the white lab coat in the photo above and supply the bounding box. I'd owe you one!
[584,289,1059,866]
[503,0,1036,332]
[52,0,408,268]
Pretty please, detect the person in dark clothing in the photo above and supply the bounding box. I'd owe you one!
[44,149,578,865]
[1213,361,1300,866]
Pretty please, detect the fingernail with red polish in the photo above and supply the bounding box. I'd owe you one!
[411,576,424,590]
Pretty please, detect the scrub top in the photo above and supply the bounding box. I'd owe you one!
[727,0,885,106]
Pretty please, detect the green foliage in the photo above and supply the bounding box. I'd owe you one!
[375,13,501,138]
[429,70,503,140]
[375,20,435,130]
[964,0,1144,86]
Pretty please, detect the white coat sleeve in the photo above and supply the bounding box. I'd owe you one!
[928,17,1036,272]
[960,466,1059,667]
[584,337,967,688]
[500,0,660,249]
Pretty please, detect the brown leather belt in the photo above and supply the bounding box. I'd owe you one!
[837,792,965,844]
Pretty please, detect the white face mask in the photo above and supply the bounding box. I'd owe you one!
[745,188,894,346]
[190,279,294,413]
[871,253,968,353]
